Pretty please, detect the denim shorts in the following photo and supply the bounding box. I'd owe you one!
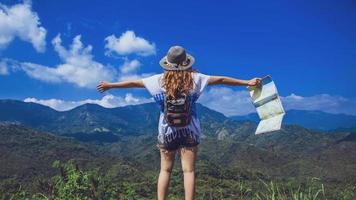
[156,129,199,152]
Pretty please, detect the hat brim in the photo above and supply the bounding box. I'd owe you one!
[159,53,195,71]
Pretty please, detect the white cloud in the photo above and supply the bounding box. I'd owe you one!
[281,93,356,115]
[105,30,156,56]
[198,87,356,116]
[24,94,153,111]
[0,1,46,52]
[118,73,155,82]
[21,34,117,88]
[119,59,141,74]
[22,86,356,116]
[117,58,154,81]
[0,60,9,75]
[0,58,22,75]
[198,87,255,116]
[20,62,62,82]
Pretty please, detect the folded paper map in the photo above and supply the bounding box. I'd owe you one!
[247,75,285,135]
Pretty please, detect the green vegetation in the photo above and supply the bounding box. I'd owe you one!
[1,101,356,199]
[3,160,356,200]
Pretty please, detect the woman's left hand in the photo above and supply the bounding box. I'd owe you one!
[247,77,262,87]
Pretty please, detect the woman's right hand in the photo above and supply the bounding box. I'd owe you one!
[96,81,111,93]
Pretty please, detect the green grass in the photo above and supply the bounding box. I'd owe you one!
[3,160,356,200]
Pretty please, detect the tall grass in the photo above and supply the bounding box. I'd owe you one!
[254,178,325,200]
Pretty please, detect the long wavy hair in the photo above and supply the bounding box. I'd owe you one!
[162,69,197,99]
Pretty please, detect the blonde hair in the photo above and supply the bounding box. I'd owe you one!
[162,69,197,99]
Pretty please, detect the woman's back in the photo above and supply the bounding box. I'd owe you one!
[142,71,210,149]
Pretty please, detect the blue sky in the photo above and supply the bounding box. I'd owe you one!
[0,0,355,116]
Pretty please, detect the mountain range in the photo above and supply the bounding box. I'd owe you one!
[0,99,355,198]
[1,99,355,140]
[231,109,356,132]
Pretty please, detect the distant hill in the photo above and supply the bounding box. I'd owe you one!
[2,99,356,142]
[112,124,356,182]
[1,106,356,197]
[0,123,142,194]
[230,109,356,131]
[1,121,355,186]
[0,99,160,137]
[0,99,256,142]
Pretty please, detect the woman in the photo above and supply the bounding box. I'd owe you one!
[97,45,261,200]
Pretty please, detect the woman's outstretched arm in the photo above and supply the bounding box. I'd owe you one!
[96,80,144,93]
[208,76,262,87]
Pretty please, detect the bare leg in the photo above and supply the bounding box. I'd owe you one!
[180,146,198,200]
[157,149,176,200]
